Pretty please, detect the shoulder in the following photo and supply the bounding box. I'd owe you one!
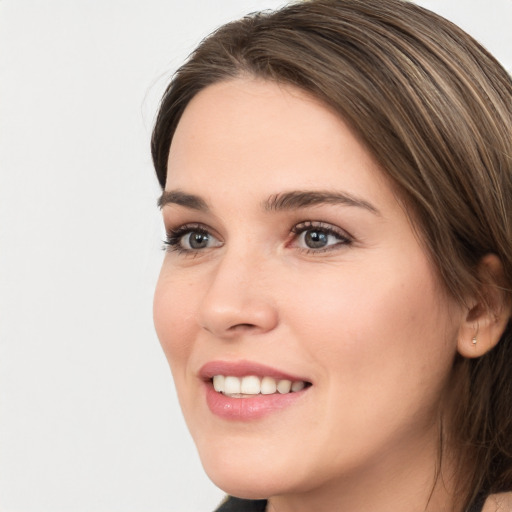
[482,492,512,512]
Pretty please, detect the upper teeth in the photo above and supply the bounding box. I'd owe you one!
[213,375,306,396]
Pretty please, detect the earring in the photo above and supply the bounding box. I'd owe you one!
[472,324,479,345]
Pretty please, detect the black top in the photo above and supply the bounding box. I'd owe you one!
[467,493,487,512]
[215,495,488,512]
[215,497,267,512]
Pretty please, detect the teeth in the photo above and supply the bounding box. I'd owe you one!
[213,375,224,392]
[291,380,305,392]
[224,376,241,395]
[241,376,260,394]
[260,376,277,395]
[212,375,307,396]
[277,379,292,394]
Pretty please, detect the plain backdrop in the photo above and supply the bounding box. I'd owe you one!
[0,1,510,511]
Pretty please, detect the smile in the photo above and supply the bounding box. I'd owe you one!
[200,361,312,420]
[212,375,308,397]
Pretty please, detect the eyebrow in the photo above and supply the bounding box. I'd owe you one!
[158,189,379,215]
[264,190,380,215]
[158,190,209,211]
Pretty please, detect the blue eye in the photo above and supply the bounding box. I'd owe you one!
[164,224,222,253]
[291,222,351,251]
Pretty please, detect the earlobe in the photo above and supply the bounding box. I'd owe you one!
[457,254,511,359]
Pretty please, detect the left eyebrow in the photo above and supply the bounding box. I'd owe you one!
[157,190,209,211]
[264,190,380,215]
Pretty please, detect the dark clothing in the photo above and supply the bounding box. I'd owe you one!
[467,493,487,512]
[215,495,488,512]
[215,497,267,512]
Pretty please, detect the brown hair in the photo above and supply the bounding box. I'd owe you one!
[151,0,512,508]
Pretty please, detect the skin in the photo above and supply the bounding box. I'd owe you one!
[153,78,471,512]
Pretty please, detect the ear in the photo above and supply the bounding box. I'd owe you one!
[457,254,511,359]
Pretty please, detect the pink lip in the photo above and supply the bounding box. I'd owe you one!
[199,360,311,421]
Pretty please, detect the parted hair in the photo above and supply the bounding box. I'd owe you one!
[151,0,512,509]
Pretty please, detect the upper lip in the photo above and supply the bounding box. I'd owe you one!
[199,360,310,383]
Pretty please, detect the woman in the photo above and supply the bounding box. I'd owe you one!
[151,0,512,510]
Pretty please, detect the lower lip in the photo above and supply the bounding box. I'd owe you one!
[204,381,308,421]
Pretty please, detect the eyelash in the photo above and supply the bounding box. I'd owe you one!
[163,221,352,255]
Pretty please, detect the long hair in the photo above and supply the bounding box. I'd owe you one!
[151,1,512,508]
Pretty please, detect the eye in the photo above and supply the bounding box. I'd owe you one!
[290,221,351,252]
[164,224,222,253]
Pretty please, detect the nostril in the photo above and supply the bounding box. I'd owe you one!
[228,323,258,332]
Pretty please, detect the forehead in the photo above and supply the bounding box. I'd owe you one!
[163,78,411,231]
[168,79,376,174]
[168,79,344,171]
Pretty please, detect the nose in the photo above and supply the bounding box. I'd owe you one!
[197,249,279,339]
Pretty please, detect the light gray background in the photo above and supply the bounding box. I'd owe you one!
[0,1,510,511]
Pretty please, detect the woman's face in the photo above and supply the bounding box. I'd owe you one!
[154,79,465,499]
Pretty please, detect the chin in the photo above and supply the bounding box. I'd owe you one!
[205,467,284,501]
[197,442,305,500]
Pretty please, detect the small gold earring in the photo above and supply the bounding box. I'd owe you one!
[472,324,479,345]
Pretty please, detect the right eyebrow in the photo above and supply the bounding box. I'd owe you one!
[264,190,380,215]
[157,190,209,211]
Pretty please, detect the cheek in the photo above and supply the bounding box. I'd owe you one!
[287,255,459,397]
[153,270,197,373]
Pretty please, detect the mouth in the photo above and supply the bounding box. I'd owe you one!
[211,375,311,398]
[199,361,312,420]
